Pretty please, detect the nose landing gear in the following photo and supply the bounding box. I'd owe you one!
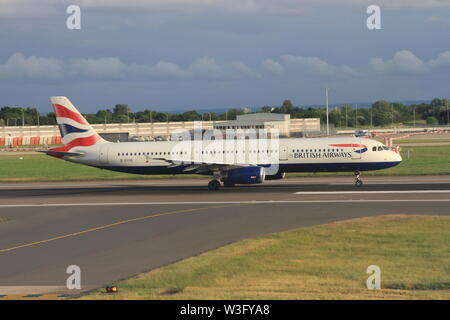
[354,171,363,187]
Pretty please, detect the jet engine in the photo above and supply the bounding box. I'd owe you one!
[222,166,266,185]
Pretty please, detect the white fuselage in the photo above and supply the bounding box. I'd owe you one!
[61,137,402,175]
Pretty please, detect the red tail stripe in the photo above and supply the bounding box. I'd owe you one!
[329,144,367,148]
[52,103,89,125]
[50,135,100,152]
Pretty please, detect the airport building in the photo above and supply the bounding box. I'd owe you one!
[214,113,320,137]
[0,114,321,146]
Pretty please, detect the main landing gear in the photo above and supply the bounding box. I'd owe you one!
[354,170,363,187]
[208,172,222,191]
[208,179,221,191]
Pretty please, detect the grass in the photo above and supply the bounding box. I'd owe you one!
[0,146,449,182]
[0,154,203,182]
[81,215,450,300]
[0,144,63,149]
[394,139,450,144]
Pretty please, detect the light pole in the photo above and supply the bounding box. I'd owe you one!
[355,104,358,128]
[391,104,394,127]
[413,107,416,128]
[345,106,348,128]
[325,88,329,136]
[446,99,449,127]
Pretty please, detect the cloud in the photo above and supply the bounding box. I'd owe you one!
[2,50,450,83]
[370,50,428,74]
[0,0,61,18]
[0,53,64,79]
[3,0,450,19]
[187,57,224,78]
[0,53,255,82]
[229,61,254,76]
[262,59,284,75]
[428,51,450,67]
[424,16,450,26]
[131,61,186,79]
[69,57,126,79]
[371,49,450,75]
[72,0,450,11]
[280,55,357,76]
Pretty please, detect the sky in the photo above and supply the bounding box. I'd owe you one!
[0,0,450,113]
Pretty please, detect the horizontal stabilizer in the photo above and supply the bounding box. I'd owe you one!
[37,150,84,157]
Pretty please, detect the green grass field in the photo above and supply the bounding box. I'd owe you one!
[0,145,449,182]
[82,215,450,300]
[0,154,202,182]
[395,139,450,144]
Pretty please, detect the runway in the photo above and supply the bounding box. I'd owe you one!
[1,175,450,297]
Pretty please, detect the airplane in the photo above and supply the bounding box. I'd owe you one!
[40,97,402,190]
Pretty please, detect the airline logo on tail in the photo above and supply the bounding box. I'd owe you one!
[329,144,368,154]
[50,96,104,153]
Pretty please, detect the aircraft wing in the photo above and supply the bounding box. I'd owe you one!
[150,156,258,173]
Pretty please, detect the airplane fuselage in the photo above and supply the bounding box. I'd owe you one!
[63,137,402,175]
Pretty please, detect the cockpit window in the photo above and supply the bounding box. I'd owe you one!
[372,147,377,151]
[383,146,389,150]
[378,146,383,151]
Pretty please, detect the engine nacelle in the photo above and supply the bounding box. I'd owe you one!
[223,166,265,185]
[265,172,285,180]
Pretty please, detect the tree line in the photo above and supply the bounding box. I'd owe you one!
[0,98,449,128]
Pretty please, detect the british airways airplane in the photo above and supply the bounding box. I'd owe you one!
[41,97,402,190]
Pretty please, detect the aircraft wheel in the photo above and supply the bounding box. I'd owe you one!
[355,180,363,187]
[208,180,221,191]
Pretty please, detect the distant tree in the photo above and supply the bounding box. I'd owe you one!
[426,116,438,125]
[431,98,442,107]
[261,105,273,113]
[181,110,202,121]
[113,104,130,116]
[96,109,113,123]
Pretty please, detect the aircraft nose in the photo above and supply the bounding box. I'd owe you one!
[393,151,402,162]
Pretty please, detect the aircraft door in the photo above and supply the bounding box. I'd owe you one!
[99,146,109,164]
[279,145,288,161]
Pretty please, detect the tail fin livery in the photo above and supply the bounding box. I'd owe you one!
[50,96,106,152]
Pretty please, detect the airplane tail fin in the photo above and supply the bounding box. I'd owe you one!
[50,96,107,151]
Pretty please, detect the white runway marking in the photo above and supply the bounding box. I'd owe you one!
[2,199,450,208]
[293,190,450,195]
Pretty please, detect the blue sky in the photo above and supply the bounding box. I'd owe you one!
[0,0,450,113]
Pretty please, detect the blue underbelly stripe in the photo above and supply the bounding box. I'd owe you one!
[95,161,401,175]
